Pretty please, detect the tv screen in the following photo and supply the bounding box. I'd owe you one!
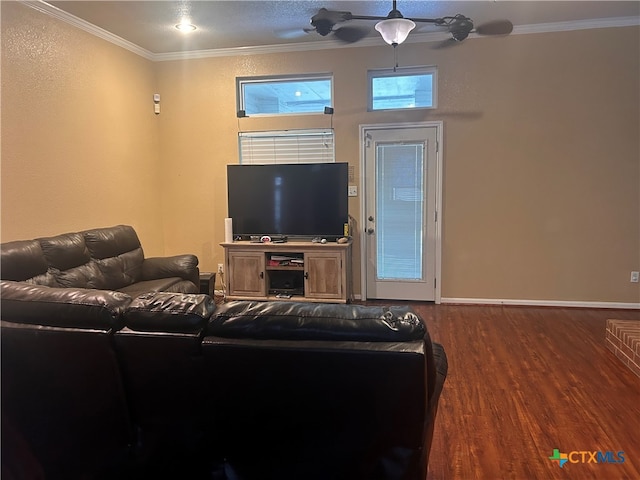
[227,163,348,239]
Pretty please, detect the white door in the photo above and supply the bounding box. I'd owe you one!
[362,124,440,301]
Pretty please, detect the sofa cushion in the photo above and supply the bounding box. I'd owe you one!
[38,232,109,289]
[91,249,144,289]
[207,300,426,342]
[84,225,144,289]
[83,225,142,259]
[124,292,216,333]
[0,239,54,284]
[39,232,91,271]
[0,280,131,330]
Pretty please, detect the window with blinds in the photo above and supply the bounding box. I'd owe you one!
[238,129,335,164]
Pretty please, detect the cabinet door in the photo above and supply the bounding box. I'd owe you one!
[305,252,343,300]
[227,251,266,298]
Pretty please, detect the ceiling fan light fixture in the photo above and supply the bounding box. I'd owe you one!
[374,18,416,45]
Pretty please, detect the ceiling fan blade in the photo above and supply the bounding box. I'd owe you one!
[431,38,460,49]
[312,8,353,25]
[475,19,513,36]
[274,27,312,39]
[333,25,371,43]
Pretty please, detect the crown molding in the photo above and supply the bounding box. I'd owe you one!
[511,15,640,35]
[22,2,640,63]
[21,0,156,60]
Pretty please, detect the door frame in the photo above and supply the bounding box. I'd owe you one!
[358,121,443,303]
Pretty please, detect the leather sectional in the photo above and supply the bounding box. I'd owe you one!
[1,227,447,480]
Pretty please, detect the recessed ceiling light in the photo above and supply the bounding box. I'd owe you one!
[175,20,197,32]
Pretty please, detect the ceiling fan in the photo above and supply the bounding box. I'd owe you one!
[308,1,513,46]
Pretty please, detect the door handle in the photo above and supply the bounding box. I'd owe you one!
[259,271,264,279]
[367,228,375,235]
[368,216,374,222]
[304,272,309,279]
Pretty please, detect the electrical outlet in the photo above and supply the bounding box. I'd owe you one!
[218,264,224,274]
[631,271,639,283]
[348,185,358,197]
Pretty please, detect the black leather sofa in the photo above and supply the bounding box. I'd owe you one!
[0,225,200,297]
[1,229,447,480]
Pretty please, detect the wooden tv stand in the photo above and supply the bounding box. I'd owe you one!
[221,240,352,303]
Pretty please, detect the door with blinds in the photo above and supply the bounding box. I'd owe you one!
[362,124,440,301]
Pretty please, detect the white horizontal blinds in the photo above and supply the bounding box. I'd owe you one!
[239,129,334,164]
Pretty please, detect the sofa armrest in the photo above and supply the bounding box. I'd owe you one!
[141,255,199,286]
[0,280,131,329]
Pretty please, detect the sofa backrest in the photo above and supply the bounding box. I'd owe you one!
[207,300,427,341]
[202,336,429,480]
[201,301,433,480]
[1,319,133,478]
[207,299,437,413]
[83,225,145,288]
[1,225,144,290]
[0,239,56,285]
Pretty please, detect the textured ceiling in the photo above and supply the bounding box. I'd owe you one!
[46,1,640,54]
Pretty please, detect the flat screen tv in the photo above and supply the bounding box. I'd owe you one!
[227,163,348,240]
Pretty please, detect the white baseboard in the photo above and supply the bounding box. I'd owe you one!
[441,297,640,310]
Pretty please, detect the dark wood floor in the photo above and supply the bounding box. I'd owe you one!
[382,303,640,480]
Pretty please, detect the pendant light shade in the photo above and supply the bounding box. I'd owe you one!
[374,18,416,45]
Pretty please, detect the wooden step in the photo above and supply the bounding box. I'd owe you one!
[606,319,640,378]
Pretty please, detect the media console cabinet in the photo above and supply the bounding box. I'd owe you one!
[221,241,352,303]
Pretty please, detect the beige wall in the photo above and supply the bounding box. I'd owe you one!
[2,2,639,303]
[1,2,165,254]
